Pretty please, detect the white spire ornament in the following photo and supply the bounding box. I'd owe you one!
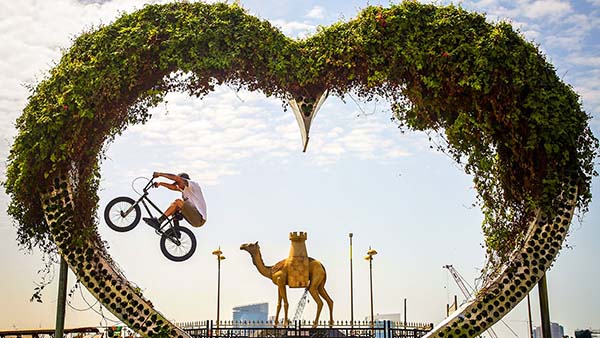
[288,90,329,152]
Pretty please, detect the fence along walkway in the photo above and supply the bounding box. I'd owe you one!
[176,320,433,338]
[0,327,99,338]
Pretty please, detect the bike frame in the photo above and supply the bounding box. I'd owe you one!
[122,178,182,239]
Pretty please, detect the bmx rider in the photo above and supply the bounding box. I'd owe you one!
[143,172,207,228]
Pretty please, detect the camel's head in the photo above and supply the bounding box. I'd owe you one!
[240,241,259,255]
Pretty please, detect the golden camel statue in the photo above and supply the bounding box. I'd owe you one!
[240,236,333,327]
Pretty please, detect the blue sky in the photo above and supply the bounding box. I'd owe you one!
[0,0,598,337]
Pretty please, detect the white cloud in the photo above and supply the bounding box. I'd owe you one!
[566,55,600,68]
[468,0,573,23]
[0,0,325,187]
[0,0,176,174]
[108,88,415,185]
[521,0,571,19]
[306,5,326,19]
[572,71,600,130]
[521,28,542,41]
[471,0,499,8]
[544,34,583,50]
[305,100,416,167]
[462,0,598,78]
[4,0,595,189]
[271,19,316,38]
[540,13,596,51]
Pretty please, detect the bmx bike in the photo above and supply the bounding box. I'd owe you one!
[104,177,197,262]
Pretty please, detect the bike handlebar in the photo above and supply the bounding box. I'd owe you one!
[142,177,155,192]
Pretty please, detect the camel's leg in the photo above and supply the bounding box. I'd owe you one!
[318,284,334,327]
[275,291,282,327]
[308,284,324,328]
[280,284,289,327]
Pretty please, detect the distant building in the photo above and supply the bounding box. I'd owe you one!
[232,303,269,323]
[533,322,565,338]
[374,313,403,322]
[357,314,400,338]
[363,313,403,323]
[553,323,565,338]
[575,329,600,338]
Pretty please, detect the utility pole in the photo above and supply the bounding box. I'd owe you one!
[55,257,68,338]
[349,233,354,326]
[527,293,534,338]
[539,273,552,338]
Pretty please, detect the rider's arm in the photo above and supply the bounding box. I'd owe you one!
[153,172,188,189]
[155,182,180,191]
[153,172,184,184]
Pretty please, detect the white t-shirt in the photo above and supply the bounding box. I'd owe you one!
[182,180,207,220]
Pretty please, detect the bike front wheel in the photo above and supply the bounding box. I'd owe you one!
[160,226,197,262]
[104,196,141,232]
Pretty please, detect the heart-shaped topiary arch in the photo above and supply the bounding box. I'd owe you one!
[4,2,597,337]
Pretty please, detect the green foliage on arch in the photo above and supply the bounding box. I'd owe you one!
[4,2,598,268]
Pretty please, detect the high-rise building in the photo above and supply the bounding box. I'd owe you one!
[533,322,565,338]
[232,303,269,323]
[552,323,565,338]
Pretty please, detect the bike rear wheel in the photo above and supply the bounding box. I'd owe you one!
[104,196,141,232]
[160,226,196,262]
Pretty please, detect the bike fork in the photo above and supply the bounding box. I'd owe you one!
[120,205,137,217]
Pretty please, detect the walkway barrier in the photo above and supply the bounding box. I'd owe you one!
[175,320,433,338]
[0,327,99,338]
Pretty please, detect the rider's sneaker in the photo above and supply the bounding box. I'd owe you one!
[143,217,161,229]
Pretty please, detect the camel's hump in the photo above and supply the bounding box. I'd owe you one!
[272,260,286,274]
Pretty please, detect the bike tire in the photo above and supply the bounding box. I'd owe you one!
[160,226,197,262]
[104,196,141,232]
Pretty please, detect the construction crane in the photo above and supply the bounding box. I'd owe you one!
[292,289,310,321]
[443,265,500,338]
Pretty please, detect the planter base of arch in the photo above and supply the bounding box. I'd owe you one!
[41,173,190,338]
[424,181,578,337]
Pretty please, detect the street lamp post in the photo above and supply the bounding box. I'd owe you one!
[365,247,378,328]
[212,247,226,329]
[349,233,354,326]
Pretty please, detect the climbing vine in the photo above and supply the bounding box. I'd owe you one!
[4,2,598,274]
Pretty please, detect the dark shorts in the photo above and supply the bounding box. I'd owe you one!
[182,200,205,227]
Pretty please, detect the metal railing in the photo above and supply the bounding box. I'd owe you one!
[176,320,433,338]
